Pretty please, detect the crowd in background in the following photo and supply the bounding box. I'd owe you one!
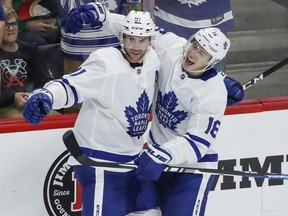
[0,0,234,119]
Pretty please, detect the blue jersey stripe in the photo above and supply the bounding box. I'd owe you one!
[62,34,120,46]
[60,78,79,104]
[185,133,211,148]
[184,136,202,161]
[55,80,69,106]
[199,154,218,162]
[81,147,138,163]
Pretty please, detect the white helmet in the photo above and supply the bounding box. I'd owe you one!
[189,27,230,68]
[122,10,155,37]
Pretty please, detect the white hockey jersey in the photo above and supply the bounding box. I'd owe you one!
[152,31,228,169]
[57,0,128,61]
[45,46,160,163]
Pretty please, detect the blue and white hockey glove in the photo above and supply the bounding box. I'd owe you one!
[64,3,106,34]
[23,88,53,125]
[224,76,244,106]
[135,143,172,181]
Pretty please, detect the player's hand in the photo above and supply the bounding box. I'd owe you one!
[224,76,244,106]
[64,2,106,34]
[22,89,53,125]
[135,143,172,181]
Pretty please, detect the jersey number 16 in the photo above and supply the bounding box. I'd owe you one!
[204,117,221,139]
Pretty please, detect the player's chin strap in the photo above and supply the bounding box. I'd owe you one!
[63,130,288,180]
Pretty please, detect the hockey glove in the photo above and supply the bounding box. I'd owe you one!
[64,3,106,34]
[224,76,244,106]
[23,89,53,125]
[135,143,172,181]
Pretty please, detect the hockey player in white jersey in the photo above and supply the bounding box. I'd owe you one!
[135,27,230,216]
[22,10,160,216]
[132,27,234,216]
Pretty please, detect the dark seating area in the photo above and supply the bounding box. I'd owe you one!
[37,43,64,80]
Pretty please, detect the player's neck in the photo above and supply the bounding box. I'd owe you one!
[183,69,204,77]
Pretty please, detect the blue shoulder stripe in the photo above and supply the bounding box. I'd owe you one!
[60,78,79,105]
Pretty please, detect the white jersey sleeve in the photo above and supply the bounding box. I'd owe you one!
[44,50,109,109]
[101,11,125,39]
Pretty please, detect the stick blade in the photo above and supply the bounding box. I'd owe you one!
[62,129,83,159]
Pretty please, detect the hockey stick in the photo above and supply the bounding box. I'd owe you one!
[242,57,288,90]
[63,130,288,180]
[63,130,136,170]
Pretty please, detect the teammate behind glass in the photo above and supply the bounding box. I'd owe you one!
[22,10,160,216]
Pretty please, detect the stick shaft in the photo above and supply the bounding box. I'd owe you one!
[242,58,288,90]
[63,130,288,180]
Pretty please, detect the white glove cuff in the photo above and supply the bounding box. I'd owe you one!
[30,88,53,102]
[88,2,107,23]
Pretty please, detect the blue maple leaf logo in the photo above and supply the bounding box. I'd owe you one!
[155,90,188,131]
[125,91,151,139]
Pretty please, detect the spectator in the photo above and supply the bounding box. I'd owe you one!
[3,0,60,46]
[0,5,58,118]
[154,0,234,73]
[0,3,6,46]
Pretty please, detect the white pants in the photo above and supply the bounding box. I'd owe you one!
[127,208,162,216]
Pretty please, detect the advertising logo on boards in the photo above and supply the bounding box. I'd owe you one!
[43,151,82,216]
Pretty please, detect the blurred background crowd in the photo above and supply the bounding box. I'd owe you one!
[0,0,287,119]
